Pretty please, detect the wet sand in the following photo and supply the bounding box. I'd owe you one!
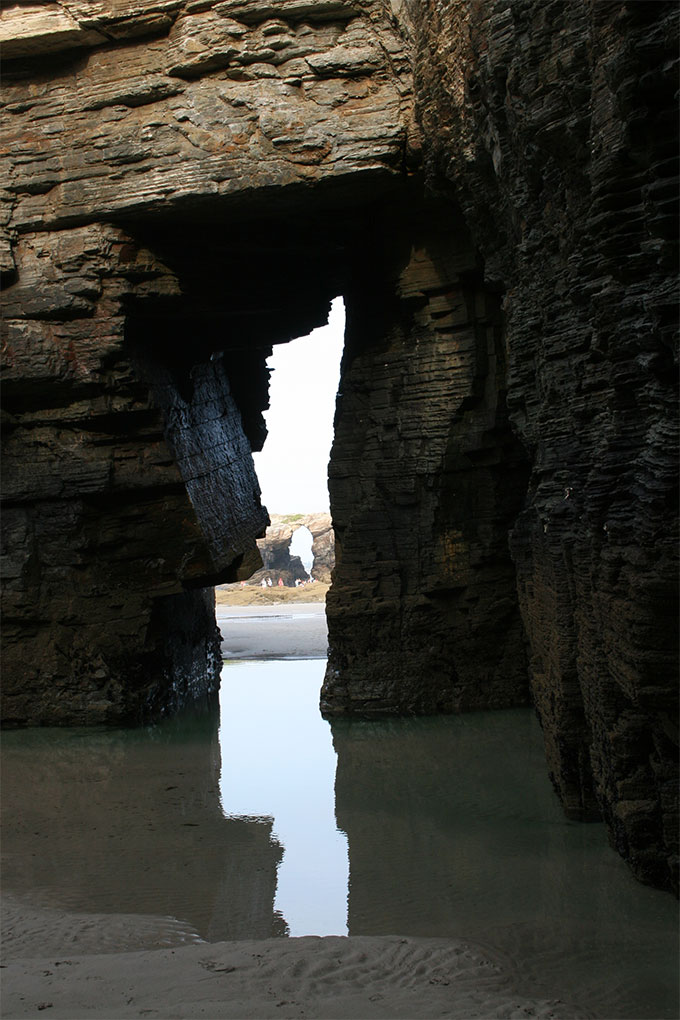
[3,898,587,1020]
[217,602,328,659]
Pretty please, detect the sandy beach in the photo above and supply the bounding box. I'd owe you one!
[217,602,328,660]
[2,897,585,1020]
[215,583,329,607]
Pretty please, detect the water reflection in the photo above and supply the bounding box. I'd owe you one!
[331,711,679,1019]
[1,695,285,944]
[219,659,349,936]
[1,660,677,1020]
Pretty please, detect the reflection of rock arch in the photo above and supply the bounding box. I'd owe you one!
[255,514,334,586]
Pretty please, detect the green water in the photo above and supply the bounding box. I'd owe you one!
[1,658,677,1019]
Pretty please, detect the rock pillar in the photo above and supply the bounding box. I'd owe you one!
[322,205,530,715]
[1,227,266,726]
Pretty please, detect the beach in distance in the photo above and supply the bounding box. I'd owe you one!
[216,581,329,607]
[216,583,329,660]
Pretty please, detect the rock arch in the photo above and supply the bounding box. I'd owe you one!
[0,0,677,891]
[254,514,335,586]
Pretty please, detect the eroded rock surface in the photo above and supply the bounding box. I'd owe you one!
[0,0,416,248]
[1,0,413,725]
[404,0,679,890]
[0,0,677,891]
[1,225,266,724]
[247,513,335,585]
[321,203,531,716]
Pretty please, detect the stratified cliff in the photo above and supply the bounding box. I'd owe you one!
[322,199,531,715]
[403,0,679,891]
[1,226,266,724]
[0,0,414,723]
[0,0,677,890]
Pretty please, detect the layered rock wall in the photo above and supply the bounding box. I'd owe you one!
[0,0,416,247]
[405,0,679,890]
[1,0,416,723]
[322,203,531,714]
[1,225,265,724]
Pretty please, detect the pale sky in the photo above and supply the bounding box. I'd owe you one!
[253,297,345,515]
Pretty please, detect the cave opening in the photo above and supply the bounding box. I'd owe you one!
[44,183,536,728]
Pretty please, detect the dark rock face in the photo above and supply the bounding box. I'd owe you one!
[321,203,531,715]
[0,0,677,891]
[1,226,266,725]
[405,0,679,890]
[0,0,412,725]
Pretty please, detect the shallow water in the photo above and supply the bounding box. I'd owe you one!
[2,658,677,1019]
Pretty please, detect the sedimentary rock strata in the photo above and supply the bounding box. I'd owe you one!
[1,224,266,724]
[0,0,677,891]
[251,513,335,585]
[404,0,679,892]
[321,201,531,716]
[1,0,412,725]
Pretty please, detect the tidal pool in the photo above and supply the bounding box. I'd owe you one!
[1,658,677,1019]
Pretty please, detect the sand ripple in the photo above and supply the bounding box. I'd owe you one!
[2,932,593,1020]
[2,895,204,960]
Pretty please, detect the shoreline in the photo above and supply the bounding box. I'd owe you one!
[217,602,328,660]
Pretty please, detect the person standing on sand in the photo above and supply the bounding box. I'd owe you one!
[278,577,284,587]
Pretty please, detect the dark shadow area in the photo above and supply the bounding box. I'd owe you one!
[330,710,680,1019]
[1,696,288,944]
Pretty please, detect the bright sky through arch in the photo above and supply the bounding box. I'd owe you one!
[253,297,345,514]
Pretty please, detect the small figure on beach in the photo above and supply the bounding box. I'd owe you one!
[278,577,284,587]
